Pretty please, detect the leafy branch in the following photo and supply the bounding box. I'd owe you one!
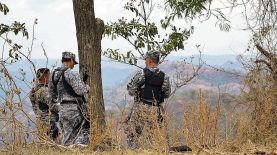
[103,0,195,66]
[0,2,9,15]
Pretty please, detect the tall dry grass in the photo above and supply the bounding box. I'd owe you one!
[0,49,276,154]
[1,85,277,154]
[182,89,221,150]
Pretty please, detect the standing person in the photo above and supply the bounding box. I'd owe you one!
[125,50,171,149]
[48,51,90,147]
[29,68,51,137]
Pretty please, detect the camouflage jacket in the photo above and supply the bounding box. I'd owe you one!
[29,83,50,121]
[48,64,90,104]
[127,67,171,102]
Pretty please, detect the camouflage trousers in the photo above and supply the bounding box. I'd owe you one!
[36,110,50,137]
[59,103,90,146]
[36,110,60,141]
[124,102,165,149]
[38,110,49,125]
[49,111,59,141]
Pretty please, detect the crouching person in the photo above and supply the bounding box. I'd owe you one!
[49,51,90,147]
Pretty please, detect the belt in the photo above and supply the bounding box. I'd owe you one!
[141,100,161,107]
[60,100,78,105]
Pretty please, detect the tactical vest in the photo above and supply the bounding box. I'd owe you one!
[52,68,84,102]
[139,68,165,105]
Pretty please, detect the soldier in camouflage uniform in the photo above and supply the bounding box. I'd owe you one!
[29,68,51,136]
[125,51,171,149]
[49,51,90,146]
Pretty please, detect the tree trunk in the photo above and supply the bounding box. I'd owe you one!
[72,0,106,142]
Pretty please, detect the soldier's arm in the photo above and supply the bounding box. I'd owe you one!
[39,87,50,107]
[65,69,90,96]
[162,74,171,98]
[48,72,60,113]
[29,91,39,116]
[48,72,56,101]
[127,70,145,96]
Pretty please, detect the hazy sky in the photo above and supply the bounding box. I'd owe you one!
[0,0,251,59]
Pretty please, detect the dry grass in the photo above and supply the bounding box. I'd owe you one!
[1,72,276,155]
[182,89,221,150]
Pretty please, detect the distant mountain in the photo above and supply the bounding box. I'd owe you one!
[0,55,247,137]
[1,54,244,110]
[104,60,244,109]
[166,54,243,66]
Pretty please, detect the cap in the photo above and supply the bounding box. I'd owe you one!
[36,68,50,79]
[62,51,78,64]
[145,50,160,63]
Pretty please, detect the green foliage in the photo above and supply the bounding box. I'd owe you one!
[0,2,29,63]
[104,0,201,66]
[0,2,9,15]
[0,22,29,38]
[102,49,138,66]
[103,0,230,66]
[164,0,230,31]
[165,0,210,19]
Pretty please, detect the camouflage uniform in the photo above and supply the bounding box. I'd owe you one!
[29,83,50,125]
[125,51,171,149]
[29,68,60,140]
[49,52,90,146]
[29,68,51,137]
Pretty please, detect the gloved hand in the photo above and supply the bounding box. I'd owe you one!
[38,101,49,112]
[83,72,89,83]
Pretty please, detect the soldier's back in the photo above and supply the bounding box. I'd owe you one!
[29,84,50,123]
